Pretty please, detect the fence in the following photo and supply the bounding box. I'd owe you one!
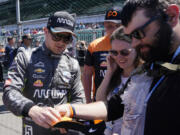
[0,36,6,46]
[0,28,105,47]
[75,28,104,44]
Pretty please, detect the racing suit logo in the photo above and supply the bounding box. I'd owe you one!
[34,62,45,68]
[32,74,45,79]
[100,61,107,67]
[34,68,45,73]
[33,80,43,87]
[33,89,68,99]
[4,78,12,86]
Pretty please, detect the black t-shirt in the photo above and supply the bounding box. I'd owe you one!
[77,49,86,66]
[107,94,124,121]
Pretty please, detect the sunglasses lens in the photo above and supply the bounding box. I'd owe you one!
[110,49,132,56]
[62,35,73,44]
[132,30,145,39]
[50,30,73,43]
[120,49,131,56]
[110,50,118,56]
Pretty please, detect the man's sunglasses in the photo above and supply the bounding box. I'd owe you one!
[126,15,160,40]
[110,48,133,56]
[49,30,73,44]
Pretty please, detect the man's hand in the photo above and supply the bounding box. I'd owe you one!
[28,105,61,129]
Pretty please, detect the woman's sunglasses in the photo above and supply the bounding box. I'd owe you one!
[49,30,73,44]
[110,48,133,56]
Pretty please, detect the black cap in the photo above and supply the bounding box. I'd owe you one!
[47,11,76,36]
[104,7,122,24]
[22,34,32,40]
[7,36,13,42]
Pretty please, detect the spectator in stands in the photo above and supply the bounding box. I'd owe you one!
[0,44,5,82]
[79,22,86,29]
[23,28,31,34]
[32,29,38,35]
[0,44,5,56]
[3,36,16,70]
[5,30,12,36]
[66,44,75,57]
[13,30,17,36]
[86,24,93,30]
[82,7,122,134]
[34,38,41,47]
[21,34,33,49]
[76,40,87,79]
[76,40,87,66]
[1,27,6,36]
[16,39,22,48]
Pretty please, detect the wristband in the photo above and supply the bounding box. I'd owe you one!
[68,104,76,118]
[71,105,76,118]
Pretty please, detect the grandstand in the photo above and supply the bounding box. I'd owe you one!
[0,0,124,26]
[0,0,125,45]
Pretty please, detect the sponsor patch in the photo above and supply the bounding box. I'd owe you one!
[100,61,107,67]
[32,74,45,79]
[34,68,45,73]
[57,17,74,27]
[100,53,108,57]
[34,62,45,68]
[33,89,68,99]
[33,80,43,87]
[4,79,12,86]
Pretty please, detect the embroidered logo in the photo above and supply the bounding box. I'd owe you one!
[107,11,118,17]
[33,80,43,87]
[100,61,107,67]
[34,68,45,73]
[34,62,45,68]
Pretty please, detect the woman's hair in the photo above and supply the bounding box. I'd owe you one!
[108,26,140,92]
[110,26,132,44]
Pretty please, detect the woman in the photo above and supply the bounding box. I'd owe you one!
[96,26,141,135]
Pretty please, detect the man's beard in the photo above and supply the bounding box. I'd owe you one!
[136,22,173,62]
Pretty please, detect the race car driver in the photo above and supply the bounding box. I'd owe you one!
[3,11,85,135]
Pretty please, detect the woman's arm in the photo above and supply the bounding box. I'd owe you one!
[96,55,118,101]
[96,71,113,101]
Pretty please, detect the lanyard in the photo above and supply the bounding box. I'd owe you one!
[171,46,180,63]
[145,46,180,103]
